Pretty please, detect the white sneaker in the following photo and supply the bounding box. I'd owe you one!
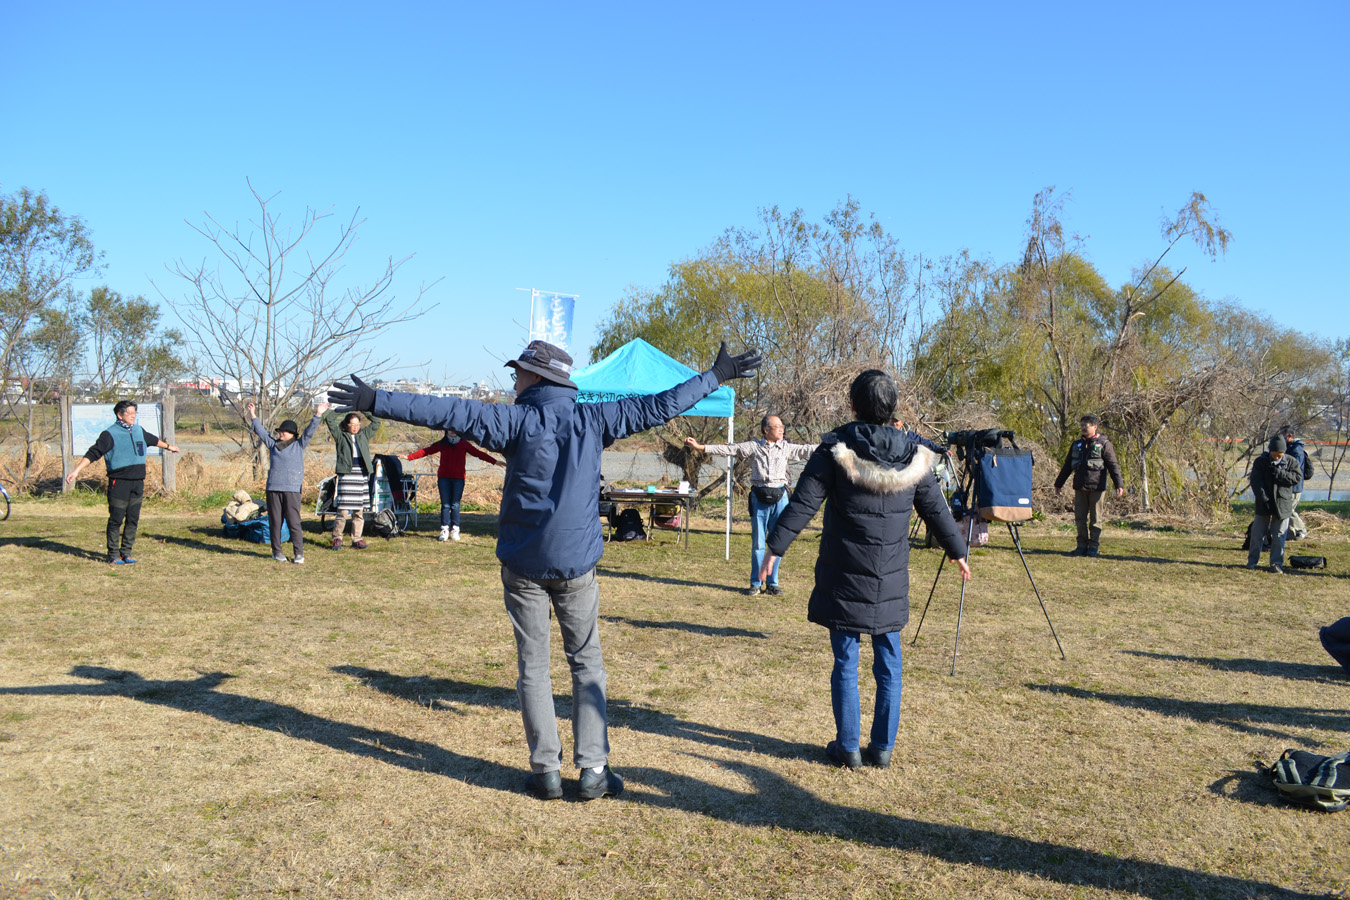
[292,555,305,565]
[438,527,449,542]
[451,526,461,542]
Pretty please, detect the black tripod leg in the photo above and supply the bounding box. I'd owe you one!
[951,541,972,676]
[910,554,947,646]
[1007,523,1066,659]
[948,513,977,675]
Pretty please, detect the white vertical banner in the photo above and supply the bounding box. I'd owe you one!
[528,290,577,351]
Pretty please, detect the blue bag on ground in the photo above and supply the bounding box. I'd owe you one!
[221,513,288,544]
[1320,617,1350,673]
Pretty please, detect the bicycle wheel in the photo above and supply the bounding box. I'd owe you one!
[0,488,9,522]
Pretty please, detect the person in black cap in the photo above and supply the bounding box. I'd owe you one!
[249,400,326,563]
[328,338,761,801]
[1247,434,1301,573]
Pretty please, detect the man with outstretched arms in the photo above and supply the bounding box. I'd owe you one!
[66,400,180,564]
[328,339,760,802]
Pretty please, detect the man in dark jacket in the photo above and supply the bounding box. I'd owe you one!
[762,370,970,770]
[329,339,760,800]
[1053,414,1124,557]
[66,400,180,564]
[1280,424,1314,540]
[1248,434,1302,573]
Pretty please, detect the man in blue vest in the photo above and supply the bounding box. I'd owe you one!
[66,400,180,564]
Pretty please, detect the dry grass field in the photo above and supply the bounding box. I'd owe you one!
[1,498,1348,899]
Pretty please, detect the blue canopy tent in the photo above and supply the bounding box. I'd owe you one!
[573,338,737,558]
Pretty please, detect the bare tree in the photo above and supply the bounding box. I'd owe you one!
[1317,338,1350,498]
[158,181,436,474]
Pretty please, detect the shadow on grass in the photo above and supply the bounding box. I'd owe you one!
[1122,650,1349,685]
[3,667,1319,897]
[147,528,265,556]
[596,566,736,592]
[1026,683,1348,743]
[600,615,768,640]
[0,536,105,561]
[332,665,815,759]
[1207,767,1290,808]
[623,755,1317,900]
[0,666,519,791]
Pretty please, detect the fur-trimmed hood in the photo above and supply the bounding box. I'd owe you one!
[828,422,937,495]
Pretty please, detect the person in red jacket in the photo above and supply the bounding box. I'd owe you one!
[405,431,505,541]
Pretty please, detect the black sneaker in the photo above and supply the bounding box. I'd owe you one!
[766,585,782,596]
[745,585,763,596]
[826,741,862,770]
[1068,547,1086,557]
[525,770,562,801]
[1085,548,1100,558]
[1270,564,1285,575]
[577,766,624,800]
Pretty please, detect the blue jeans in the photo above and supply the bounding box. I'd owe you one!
[1248,514,1289,567]
[501,565,609,773]
[750,490,789,587]
[438,477,465,528]
[829,629,903,753]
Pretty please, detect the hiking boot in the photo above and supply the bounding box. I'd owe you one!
[864,745,892,769]
[450,526,461,542]
[1085,548,1100,558]
[292,555,305,565]
[746,585,763,596]
[525,770,562,801]
[1270,564,1284,575]
[438,526,449,542]
[577,766,624,800]
[331,539,342,550]
[766,585,782,596]
[826,741,862,770]
[353,540,369,550]
[1068,547,1086,557]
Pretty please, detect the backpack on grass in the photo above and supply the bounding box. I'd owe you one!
[368,507,402,539]
[611,507,646,542]
[1264,749,1350,812]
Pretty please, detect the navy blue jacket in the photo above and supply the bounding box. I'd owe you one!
[767,422,967,635]
[1286,439,1313,492]
[375,371,720,580]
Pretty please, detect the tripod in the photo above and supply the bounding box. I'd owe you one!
[910,433,1065,675]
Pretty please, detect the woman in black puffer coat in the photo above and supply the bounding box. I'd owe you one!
[765,370,970,770]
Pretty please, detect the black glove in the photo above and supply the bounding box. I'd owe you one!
[710,341,762,383]
[328,374,376,413]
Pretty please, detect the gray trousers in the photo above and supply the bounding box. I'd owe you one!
[1248,515,1289,567]
[501,565,608,773]
[1288,492,1307,538]
[1073,489,1107,550]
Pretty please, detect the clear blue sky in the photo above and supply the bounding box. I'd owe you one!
[5,2,1346,387]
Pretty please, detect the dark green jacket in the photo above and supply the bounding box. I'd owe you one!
[323,410,380,475]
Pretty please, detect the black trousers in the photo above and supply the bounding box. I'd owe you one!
[266,490,304,556]
[107,477,145,561]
